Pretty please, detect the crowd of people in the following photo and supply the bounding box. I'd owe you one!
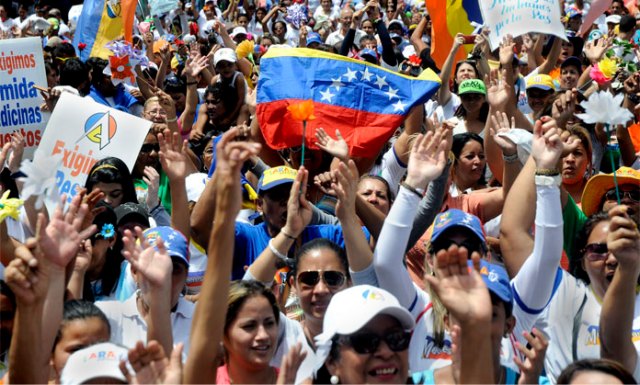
[0,0,640,384]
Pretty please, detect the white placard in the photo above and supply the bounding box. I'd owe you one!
[33,93,150,202]
[481,0,568,50]
[0,37,48,159]
[149,0,179,17]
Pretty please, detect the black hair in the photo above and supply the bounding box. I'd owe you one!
[163,75,187,95]
[454,96,489,123]
[452,60,480,94]
[570,211,610,284]
[620,15,636,33]
[204,83,235,113]
[54,300,110,350]
[359,175,393,204]
[53,42,76,61]
[557,359,636,384]
[451,132,487,186]
[419,48,440,72]
[290,239,350,280]
[86,57,109,87]
[60,58,90,90]
[84,157,138,205]
[272,20,287,35]
[0,280,16,309]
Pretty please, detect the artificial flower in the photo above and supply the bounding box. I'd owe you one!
[408,54,422,66]
[575,91,633,126]
[598,57,618,79]
[0,190,23,223]
[100,223,115,239]
[78,42,86,50]
[107,54,135,86]
[285,3,308,29]
[287,100,316,121]
[18,155,61,210]
[589,65,609,86]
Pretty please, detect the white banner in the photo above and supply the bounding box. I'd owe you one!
[33,93,150,201]
[480,0,568,50]
[149,0,179,17]
[0,37,48,159]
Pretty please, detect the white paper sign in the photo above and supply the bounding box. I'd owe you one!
[33,93,150,202]
[149,0,179,17]
[481,0,568,49]
[0,37,48,159]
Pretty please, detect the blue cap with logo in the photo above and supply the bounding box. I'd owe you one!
[142,226,189,267]
[306,32,322,46]
[430,209,486,247]
[469,259,513,308]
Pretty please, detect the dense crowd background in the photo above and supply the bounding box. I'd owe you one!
[0,0,640,384]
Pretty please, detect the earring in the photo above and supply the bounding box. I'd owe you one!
[330,375,339,384]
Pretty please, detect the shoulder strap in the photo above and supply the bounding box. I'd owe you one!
[572,292,589,361]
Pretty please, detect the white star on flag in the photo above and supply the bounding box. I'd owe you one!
[393,99,407,112]
[374,75,388,89]
[360,67,373,82]
[343,68,358,82]
[385,87,399,100]
[331,78,344,91]
[320,88,335,103]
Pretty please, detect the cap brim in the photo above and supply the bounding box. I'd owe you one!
[581,174,640,216]
[527,85,553,91]
[335,305,415,336]
[117,212,150,227]
[258,178,295,193]
[432,223,486,247]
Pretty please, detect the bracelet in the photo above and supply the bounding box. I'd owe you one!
[535,168,560,176]
[268,238,288,260]
[186,81,198,86]
[280,229,297,240]
[502,152,519,164]
[401,182,424,198]
[166,116,178,123]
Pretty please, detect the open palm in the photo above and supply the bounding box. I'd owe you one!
[123,229,172,289]
[405,129,447,190]
[159,129,190,181]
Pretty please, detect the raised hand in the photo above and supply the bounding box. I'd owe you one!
[143,166,160,209]
[276,343,307,385]
[37,194,96,270]
[313,170,336,196]
[452,32,465,49]
[4,238,47,306]
[120,341,183,385]
[499,34,516,67]
[314,128,349,161]
[183,54,209,79]
[485,69,512,109]
[73,239,93,275]
[521,33,534,54]
[333,160,359,220]
[158,129,190,181]
[489,111,518,156]
[531,117,577,170]
[514,328,549,385]
[424,245,491,323]
[153,89,177,119]
[584,37,611,65]
[7,131,25,173]
[404,128,448,191]
[282,167,313,238]
[79,188,106,233]
[606,205,640,273]
[122,227,172,290]
[551,89,577,127]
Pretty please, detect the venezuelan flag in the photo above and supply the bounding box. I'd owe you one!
[256,48,441,158]
[426,0,483,69]
[73,0,137,61]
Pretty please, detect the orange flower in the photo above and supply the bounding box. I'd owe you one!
[109,55,134,82]
[287,100,316,121]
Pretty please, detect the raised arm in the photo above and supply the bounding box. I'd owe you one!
[184,128,261,383]
[536,36,561,76]
[600,205,640,374]
[181,53,210,135]
[409,14,428,55]
[436,33,465,106]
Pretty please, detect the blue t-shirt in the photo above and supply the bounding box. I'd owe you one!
[232,222,371,280]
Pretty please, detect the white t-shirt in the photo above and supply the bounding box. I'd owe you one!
[325,28,365,47]
[271,314,317,384]
[96,295,194,361]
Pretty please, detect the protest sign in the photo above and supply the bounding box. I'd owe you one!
[480,0,568,49]
[149,0,178,17]
[0,37,48,159]
[33,93,150,202]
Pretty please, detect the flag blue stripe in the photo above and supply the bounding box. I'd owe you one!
[257,55,440,116]
[462,0,483,24]
[73,0,104,61]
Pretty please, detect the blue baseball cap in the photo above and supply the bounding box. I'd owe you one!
[430,209,486,247]
[470,259,513,308]
[142,226,189,267]
[306,32,322,46]
[257,166,298,194]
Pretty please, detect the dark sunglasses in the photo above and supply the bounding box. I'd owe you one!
[297,270,346,288]
[605,189,640,203]
[338,330,411,354]
[582,243,609,261]
[140,143,160,153]
[430,238,486,255]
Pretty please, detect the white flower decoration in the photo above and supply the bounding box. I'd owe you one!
[18,155,62,209]
[575,91,634,126]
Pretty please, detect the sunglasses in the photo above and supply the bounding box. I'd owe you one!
[338,330,411,354]
[297,270,346,288]
[605,189,640,203]
[430,238,486,255]
[140,143,160,153]
[582,243,609,261]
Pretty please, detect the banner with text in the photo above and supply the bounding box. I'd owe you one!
[480,0,567,50]
[0,37,48,159]
[34,93,150,201]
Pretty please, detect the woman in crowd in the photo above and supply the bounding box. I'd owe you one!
[85,157,138,209]
[450,133,487,196]
[561,125,592,206]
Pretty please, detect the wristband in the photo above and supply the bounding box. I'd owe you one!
[401,182,424,198]
[280,229,297,240]
[269,238,288,260]
[535,168,560,176]
[166,116,178,123]
[502,152,519,164]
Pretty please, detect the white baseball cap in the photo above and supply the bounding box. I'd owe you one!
[60,342,129,385]
[214,47,238,66]
[230,26,248,38]
[313,285,414,371]
[186,172,208,202]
